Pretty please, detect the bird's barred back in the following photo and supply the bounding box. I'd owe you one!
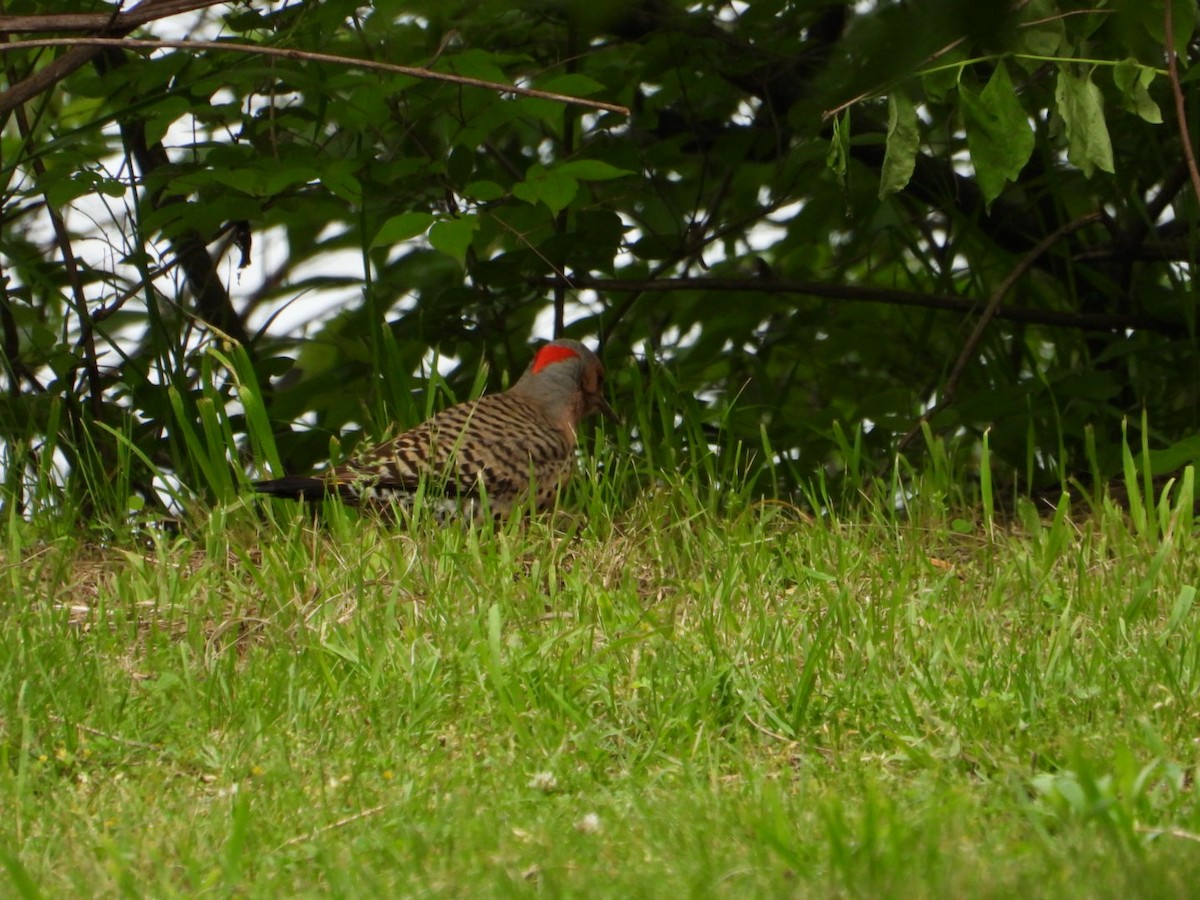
[332,392,575,512]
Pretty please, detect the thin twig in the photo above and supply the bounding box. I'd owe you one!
[600,190,805,342]
[275,804,387,851]
[820,2,1111,120]
[0,37,631,116]
[939,211,1103,404]
[49,716,164,752]
[896,210,1103,452]
[1135,824,1200,843]
[0,29,106,422]
[743,713,797,744]
[1164,0,1200,204]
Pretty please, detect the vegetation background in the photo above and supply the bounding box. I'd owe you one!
[2,0,1198,517]
[2,1,1200,896]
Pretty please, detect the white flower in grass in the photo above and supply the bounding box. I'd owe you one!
[527,771,558,792]
[574,812,602,834]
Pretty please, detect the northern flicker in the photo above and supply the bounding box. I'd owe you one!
[253,339,616,518]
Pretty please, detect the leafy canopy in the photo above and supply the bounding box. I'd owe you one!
[1,0,1198,519]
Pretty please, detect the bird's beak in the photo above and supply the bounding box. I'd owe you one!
[592,393,619,423]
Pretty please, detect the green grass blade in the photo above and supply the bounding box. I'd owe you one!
[1121,418,1147,538]
[0,845,44,900]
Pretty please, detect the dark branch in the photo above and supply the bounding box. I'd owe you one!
[0,0,223,34]
[0,0,230,118]
[540,276,1177,335]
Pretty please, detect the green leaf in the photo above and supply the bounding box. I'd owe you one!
[428,216,479,264]
[1113,59,1163,124]
[207,168,269,196]
[826,109,850,184]
[961,63,1035,205]
[143,96,193,146]
[371,212,435,249]
[879,89,919,198]
[1014,0,1063,61]
[95,178,127,198]
[320,160,362,202]
[462,180,506,201]
[1055,68,1115,177]
[922,65,960,102]
[31,324,56,351]
[1139,0,1196,58]
[538,74,606,97]
[1145,434,1200,476]
[263,165,320,195]
[447,145,475,183]
[555,159,634,181]
[513,165,579,215]
[43,171,105,208]
[441,49,512,86]
[520,74,609,121]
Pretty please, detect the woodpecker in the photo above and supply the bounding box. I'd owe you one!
[253,339,616,518]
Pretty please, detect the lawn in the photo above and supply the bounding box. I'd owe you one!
[2,465,1199,897]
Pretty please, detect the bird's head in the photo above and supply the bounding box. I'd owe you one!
[513,338,618,426]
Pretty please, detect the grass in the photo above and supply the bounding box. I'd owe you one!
[2,352,1199,896]
[3,457,1200,897]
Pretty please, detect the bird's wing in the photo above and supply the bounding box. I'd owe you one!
[325,395,570,500]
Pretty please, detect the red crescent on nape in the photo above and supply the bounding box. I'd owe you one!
[531,344,580,373]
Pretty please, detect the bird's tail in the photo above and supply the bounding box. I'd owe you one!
[253,476,347,502]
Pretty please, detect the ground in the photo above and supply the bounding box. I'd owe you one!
[2,480,1199,897]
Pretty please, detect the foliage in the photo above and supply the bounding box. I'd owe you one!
[1,0,1199,519]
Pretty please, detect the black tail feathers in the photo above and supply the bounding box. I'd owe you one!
[253,475,346,502]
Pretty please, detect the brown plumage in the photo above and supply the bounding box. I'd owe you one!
[253,339,616,518]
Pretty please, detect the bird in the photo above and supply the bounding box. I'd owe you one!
[253,338,616,519]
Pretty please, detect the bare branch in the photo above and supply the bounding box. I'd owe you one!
[0,0,225,34]
[1135,824,1200,844]
[276,805,387,851]
[939,211,1104,406]
[0,36,631,118]
[896,210,1104,452]
[0,1,230,117]
[539,270,1171,336]
[1164,0,1200,204]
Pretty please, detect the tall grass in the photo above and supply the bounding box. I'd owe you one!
[3,440,1199,895]
[3,341,1200,895]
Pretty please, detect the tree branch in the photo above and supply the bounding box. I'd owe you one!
[1,31,104,419]
[539,272,1173,335]
[896,210,1104,452]
[0,36,631,119]
[1164,0,1200,204]
[0,1,230,117]
[92,47,251,347]
[0,0,222,34]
